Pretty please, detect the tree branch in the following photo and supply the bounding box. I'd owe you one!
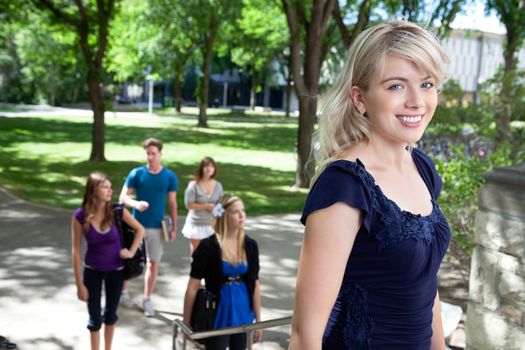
[281,0,306,95]
[332,0,351,47]
[30,0,77,27]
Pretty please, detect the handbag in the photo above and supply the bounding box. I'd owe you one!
[190,288,217,332]
[112,203,146,280]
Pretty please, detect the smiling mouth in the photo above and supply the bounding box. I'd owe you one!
[397,115,423,125]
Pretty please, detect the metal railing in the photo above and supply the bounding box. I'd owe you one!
[172,316,292,350]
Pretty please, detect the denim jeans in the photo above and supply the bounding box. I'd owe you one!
[205,333,247,350]
[83,267,124,332]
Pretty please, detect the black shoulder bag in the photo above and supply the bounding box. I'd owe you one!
[190,288,217,332]
[112,203,146,280]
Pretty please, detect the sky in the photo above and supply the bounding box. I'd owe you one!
[449,1,506,35]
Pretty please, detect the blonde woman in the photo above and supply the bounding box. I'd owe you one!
[72,172,144,350]
[183,195,262,350]
[289,21,451,349]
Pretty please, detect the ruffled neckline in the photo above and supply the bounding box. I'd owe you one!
[331,158,436,218]
[329,158,442,251]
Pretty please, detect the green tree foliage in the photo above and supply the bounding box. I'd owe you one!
[14,16,86,105]
[0,3,35,102]
[231,0,289,110]
[191,0,242,127]
[23,0,120,162]
[485,0,525,144]
[107,0,200,112]
[434,144,525,266]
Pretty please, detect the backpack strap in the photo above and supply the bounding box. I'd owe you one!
[112,203,126,247]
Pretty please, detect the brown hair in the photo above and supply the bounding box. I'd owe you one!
[212,195,246,264]
[196,157,217,182]
[142,138,163,152]
[81,172,114,233]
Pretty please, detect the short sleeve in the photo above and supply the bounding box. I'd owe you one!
[73,208,84,225]
[168,171,179,192]
[124,168,138,189]
[215,181,224,200]
[412,148,442,199]
[184,182,197,206]
[300,162,372,232]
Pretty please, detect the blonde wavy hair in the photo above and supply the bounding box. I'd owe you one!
[314,21,449,182]
[212,195,246,264]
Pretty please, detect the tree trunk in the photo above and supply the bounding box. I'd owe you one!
[282,0,335,188]
[174,70,183,113]
[295,94,317,186]
[250,76,257,110]
[87,69,106,162]
[285,77,291,118]
[496,24,520,146]
[198,14,218,128]
[198,41,212,127]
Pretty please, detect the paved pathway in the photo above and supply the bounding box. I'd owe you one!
[0,187,301,349]
[0,105,468,349]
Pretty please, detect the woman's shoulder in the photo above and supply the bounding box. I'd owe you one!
[314,159,373,192]
[73,207,84,221]
[244,234,258,247]
[200,235,220,249]
[301,160,372,225]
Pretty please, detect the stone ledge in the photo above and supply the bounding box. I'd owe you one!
[466,303,525,350]
[474,211,525,257]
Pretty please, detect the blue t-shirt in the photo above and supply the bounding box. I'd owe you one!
[301,148,451,349]
[124,166,178,228]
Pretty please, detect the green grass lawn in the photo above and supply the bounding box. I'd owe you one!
[0,113,307,215]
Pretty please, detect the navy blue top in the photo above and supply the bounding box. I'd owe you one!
[301,148,451,350]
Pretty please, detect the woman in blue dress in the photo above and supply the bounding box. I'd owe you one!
[183,195,262,350]
[289,21,451,349]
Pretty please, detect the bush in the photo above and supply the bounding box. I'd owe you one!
[433,144,524,259]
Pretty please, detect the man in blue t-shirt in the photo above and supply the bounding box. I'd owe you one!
[119,138,178,317]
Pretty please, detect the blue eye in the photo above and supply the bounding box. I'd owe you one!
[387,83,402,90]
[421,82,434,89]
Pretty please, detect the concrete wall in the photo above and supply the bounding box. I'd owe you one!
[466,164,525,350]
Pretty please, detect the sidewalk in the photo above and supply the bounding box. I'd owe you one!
[0,187,300,349]
[0,183,467,349]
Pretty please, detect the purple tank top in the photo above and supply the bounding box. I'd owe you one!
[73,208,123,271]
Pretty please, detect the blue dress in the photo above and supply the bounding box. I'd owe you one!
[301,148,451,349]
[213,261,255,329]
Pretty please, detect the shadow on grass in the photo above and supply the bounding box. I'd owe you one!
[0,149,305,215]
[0,116,297,152]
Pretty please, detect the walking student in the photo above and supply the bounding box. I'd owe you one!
[182,156,224,254]
[119,138,178,316]
[289,21,451,349]
[72,172,144,350]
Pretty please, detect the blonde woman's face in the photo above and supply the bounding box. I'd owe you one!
[226,200,245,231]
[354,55,438,145]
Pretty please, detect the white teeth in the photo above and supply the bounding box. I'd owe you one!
[399,115,422,123]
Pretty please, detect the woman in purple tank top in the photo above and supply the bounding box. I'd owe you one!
[71,172,144,350]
